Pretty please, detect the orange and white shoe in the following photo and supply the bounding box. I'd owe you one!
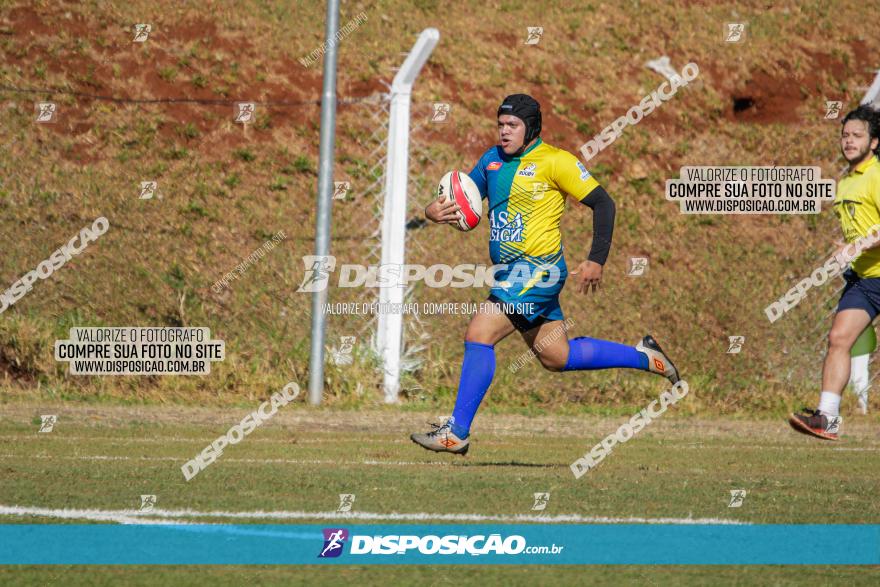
[788,408,842,441]
[410,422,469,455]
[637,335,681,384]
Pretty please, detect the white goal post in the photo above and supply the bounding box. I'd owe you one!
[861,68,880,107]
[376,28,440,403]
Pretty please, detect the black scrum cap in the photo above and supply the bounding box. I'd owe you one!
[497,94,542,144]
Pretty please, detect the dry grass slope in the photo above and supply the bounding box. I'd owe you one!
[0,0,879,416]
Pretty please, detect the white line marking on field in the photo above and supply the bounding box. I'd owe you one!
[1,441,875,473]
[0,505,178,525]
[0,453,450,467]
[0,505,748,525]
[673,444,879,452]
[3,435,878,450]
[0,435,404,445]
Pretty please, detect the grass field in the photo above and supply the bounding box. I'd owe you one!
[1,401,879,583]
[2,565,879,586]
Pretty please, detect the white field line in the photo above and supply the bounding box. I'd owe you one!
[0,444,876,471]
[0,505,176,525]
[0,453,451,467]
[0,435,405,445]
[673,444,879,452]
[0,504,748,525]
[3,436,878,451]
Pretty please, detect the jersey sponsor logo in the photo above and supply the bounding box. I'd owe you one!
[489,210,524,243]
[517,162,537,177]
[840,200,861,219]
[487,161,502,171]
[835,199,862,227]
[576,161,592,181]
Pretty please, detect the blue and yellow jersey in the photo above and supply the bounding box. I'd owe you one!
[468,138,601,268]
[833,155,880,278]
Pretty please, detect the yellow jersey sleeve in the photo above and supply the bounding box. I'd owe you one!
[871,169,880,214]
[553,150,600,201]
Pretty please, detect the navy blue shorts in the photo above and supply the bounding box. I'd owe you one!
[487,257,567,332]
[837,268,880,320]
[486,293,557,333]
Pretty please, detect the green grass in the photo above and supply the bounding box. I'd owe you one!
[1,403,879,583]
[1,403,878,523]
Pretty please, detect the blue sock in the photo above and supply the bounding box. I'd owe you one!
[563,336,648,371]
[449,341,495,439]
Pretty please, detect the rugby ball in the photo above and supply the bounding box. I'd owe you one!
[437,170,482,231]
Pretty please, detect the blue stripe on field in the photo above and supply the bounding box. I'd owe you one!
[0,524,878,565]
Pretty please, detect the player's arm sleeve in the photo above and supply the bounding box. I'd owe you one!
[468,155,489,200]
[554,153,614,265]
[580,185,615,266]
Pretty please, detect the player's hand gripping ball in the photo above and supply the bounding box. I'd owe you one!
[436,170,482,231]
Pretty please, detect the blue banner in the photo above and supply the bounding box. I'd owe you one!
[1,524,878,565]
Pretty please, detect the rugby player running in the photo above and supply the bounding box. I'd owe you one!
[789,105,880,440]
[411,94,680,455]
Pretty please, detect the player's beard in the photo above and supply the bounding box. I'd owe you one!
[842,142,873,166]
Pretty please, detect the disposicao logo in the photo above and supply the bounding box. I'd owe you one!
[319,528,349,558]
